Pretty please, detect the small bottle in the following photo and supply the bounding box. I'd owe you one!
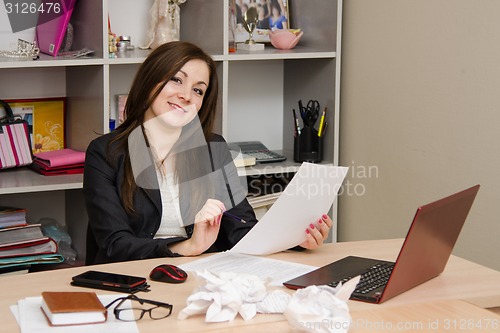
[228,0,237,53]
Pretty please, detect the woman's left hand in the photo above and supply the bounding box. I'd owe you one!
[299,214,333,250]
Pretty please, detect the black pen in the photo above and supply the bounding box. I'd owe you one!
[223,211,247,223]
[293,109,301,136]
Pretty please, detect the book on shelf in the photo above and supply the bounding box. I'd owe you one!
[0,252,64,269]
[30,161,84,175]
[247,192,282,208]
[232,152,256,168]
[0,238,57,259]
[30,148,85,175]
[33,148,86,168]
[0,224,49,248]
[0,263,31,276]
[0,206,27,229]
[245,172,295,209]
[41,291,107,326]
[0,224,64,269]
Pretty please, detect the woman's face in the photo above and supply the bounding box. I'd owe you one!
[145,59,210,129]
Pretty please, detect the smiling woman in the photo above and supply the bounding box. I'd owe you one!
[83,41,333,266]
[83,41,260,264]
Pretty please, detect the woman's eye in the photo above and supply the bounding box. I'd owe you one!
[194,88,204,96]
[170,76,182,84]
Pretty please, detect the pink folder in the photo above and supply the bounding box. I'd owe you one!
[34,148,85,168]
[35,0,77,56]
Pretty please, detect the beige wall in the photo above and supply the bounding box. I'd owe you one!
[339,0,500,271]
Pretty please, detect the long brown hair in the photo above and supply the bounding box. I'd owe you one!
[109,41,219,214]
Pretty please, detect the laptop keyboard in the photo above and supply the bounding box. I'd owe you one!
[327,263,394,294]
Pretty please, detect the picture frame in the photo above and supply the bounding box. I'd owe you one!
[234,0,290,44]
[4,97,66,154]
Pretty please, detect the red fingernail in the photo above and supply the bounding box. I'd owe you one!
[322,214,328,219]
[309,223,315,229]
[318,218,323,224]
[306,229,310,234]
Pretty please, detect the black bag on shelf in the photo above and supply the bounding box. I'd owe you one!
[0,99,33,169]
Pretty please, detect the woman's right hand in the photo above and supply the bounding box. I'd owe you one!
[193,199,226,227]
[169,199,225,256]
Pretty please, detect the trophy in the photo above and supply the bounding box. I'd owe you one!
[237,7,264,51]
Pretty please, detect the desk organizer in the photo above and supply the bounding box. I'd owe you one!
[294,125,323,163]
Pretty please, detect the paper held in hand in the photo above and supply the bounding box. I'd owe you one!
[231,163,348,255]
[40,291,107,326]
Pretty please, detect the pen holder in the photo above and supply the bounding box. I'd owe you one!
[294,125,323,163]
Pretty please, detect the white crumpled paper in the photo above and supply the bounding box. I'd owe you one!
[178,270,291,322]
[284,276,361,333]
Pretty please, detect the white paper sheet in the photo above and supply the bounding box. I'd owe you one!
[179,251,318,286]
[10,294,138,333]
[231,163,348,255]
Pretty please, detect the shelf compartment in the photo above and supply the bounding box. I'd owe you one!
[0,168,83,194]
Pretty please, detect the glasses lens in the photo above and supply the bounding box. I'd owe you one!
[150,305,172,319]
[116,307,144,321]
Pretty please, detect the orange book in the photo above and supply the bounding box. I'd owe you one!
[41,291,107,326]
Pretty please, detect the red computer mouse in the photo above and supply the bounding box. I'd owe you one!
[149,264,188,284]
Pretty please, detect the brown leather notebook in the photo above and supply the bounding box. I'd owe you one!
[41,291,107,326]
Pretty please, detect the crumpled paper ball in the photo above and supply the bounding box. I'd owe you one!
[284,276,360,333]
[178,270,291,322]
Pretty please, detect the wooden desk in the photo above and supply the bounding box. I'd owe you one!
[2,239,500,332]
[206,300,500,333]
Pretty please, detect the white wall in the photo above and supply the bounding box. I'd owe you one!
[339,0,500,271]
[0,8,35,49]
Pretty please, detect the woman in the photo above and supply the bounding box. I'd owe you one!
[268,3,287,30]
[83,41,332,264]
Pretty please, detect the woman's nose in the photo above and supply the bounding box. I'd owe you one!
[178,87,191,101]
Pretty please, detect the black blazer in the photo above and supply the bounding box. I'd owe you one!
[83,129,257,264]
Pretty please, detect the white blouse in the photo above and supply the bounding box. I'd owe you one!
[153,170,187,239]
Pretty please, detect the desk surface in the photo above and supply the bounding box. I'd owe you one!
[2,238,500,332]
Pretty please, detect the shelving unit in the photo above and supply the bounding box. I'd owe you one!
[0,0,342,261]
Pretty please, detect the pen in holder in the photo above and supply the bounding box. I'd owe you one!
[294,125,323,163]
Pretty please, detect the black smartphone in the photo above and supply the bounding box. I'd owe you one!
[71,270,150,293]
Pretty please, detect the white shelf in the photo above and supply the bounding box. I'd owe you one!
[102,48,336,65]
[0,56,104,69]
[236,150,333,177]
[225,49,336,61]
[104,48,152,64]
[0,169,83,194]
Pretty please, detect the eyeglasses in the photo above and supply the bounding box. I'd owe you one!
[105,294,173,321]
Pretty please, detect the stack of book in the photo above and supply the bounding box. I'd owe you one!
[30,148,85,175]
[0,206,27,229]
[0,224,63,274]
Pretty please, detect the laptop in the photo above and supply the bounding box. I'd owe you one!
[283,184,480,304]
